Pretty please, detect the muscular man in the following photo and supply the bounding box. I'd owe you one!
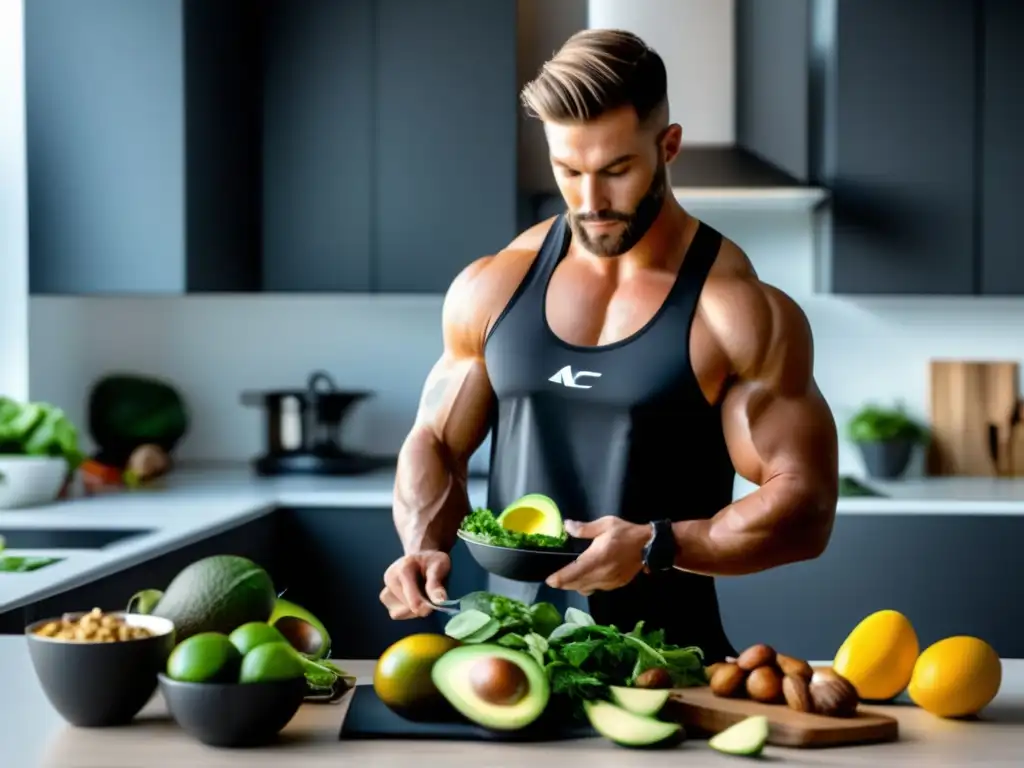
[380,29,838,661]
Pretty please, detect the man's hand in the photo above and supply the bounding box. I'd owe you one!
[544,517,651,596]
[380,551,451,619]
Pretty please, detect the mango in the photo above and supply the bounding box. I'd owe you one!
[373,633,461,721]
[833,609,919,701]
[908,636,1001,718]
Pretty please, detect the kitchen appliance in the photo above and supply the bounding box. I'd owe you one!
[927,360,1021,476]
[241,371,391,476]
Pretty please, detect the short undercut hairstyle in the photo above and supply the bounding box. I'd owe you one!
[520,29,668,126]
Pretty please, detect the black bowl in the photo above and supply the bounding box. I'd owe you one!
[25,611,175,727]
[457,530,586,582]
[158,673,307,748]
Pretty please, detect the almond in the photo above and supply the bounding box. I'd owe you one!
[746,665,784,703]
[777,653,813,680]
[710,662,747,698]
[736,643,776,671]
[782,673,814,713]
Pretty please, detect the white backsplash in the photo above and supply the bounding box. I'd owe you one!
[27,205,1024,480]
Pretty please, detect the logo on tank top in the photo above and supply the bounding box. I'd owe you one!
[548,365,601,389]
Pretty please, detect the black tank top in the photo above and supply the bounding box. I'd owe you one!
[482,213,737,662]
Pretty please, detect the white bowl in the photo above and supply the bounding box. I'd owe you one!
[0,456,69,509]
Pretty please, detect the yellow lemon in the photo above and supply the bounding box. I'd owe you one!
[907,636,1001,718]
[833,609,919,701]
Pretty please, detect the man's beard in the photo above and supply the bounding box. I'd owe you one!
[568,163,668,258]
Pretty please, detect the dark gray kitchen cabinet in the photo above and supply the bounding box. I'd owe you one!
[274,508,487,660]
[372,0,518,293]
[260,0,375,292]
[737,0,1018,296]
[716,513,1024,661]
[254,0,519,294]
[978,0,1024,296]
[24,0,261,295]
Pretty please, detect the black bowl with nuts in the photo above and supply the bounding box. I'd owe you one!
[26,608,176,727]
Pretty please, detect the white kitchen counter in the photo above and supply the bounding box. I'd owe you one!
[1,466,1023,616]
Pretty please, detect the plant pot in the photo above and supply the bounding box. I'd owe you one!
[857,439,915,479]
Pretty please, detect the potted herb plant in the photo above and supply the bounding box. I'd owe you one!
[847,402,928,479]
[0,396,83,508]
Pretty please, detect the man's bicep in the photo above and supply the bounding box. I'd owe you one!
[718,283,838,488]
[412,351,494,465]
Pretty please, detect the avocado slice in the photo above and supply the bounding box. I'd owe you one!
[430,643,550,731]
[270,597,331,660]
[608,686,672,717]
[495,493,564,538]
[708,715,769,757]
[583,699,683,748]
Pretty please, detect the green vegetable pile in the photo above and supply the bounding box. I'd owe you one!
[442,592,707,718]
[0,397,83,467]
[0,535,62,573]
[459,507,568,550]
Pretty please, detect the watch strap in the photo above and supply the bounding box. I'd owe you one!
[642,518,675,571]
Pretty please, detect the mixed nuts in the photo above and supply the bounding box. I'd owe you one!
[32,607,155,642]
[708,643,860,717]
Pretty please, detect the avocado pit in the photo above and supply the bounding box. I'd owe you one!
[469,656,529,706]
[275,615,323,657]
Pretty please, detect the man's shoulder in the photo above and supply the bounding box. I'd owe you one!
[442,217,558,348]
[698,237,812,375]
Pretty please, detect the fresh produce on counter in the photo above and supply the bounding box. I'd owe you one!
[87,372,189,466]
[708,643,860,717]
[372,591,707,749]
[128,555,351,698]
[831,609,1002,718]
[165,624,308,685]
[0,396,83,467]
[0,535,61,573]
[459,493,569,550]
[707,715,770,757]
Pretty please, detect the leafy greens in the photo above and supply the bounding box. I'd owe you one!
[0,397,83,468]
[459,507,568,550]
[442,591,707,717]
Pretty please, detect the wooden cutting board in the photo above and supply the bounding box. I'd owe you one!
[927,360,1020,476]
[663,686,898,748]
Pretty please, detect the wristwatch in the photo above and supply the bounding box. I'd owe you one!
[642,519,676,572]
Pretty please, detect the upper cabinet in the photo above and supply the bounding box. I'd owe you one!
[25,0,262,294]
[25,0,517,295]
[736,0,1023,296]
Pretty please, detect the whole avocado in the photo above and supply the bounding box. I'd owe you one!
[147,556,277,644]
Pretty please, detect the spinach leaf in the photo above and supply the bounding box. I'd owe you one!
[444,609,494,640]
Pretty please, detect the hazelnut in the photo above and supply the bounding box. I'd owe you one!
[710,663,747,698]
[782,674,814,713]
[776,653,813,681]
[808,668,859,718]
[636,667,672,689]
[746,665,783,703]
[737,643,776,671]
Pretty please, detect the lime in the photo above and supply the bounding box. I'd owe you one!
[239,641,305,683]
[166,632,242,683]
[229,621,286,656]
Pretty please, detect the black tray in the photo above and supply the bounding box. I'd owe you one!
[339,684,595,742]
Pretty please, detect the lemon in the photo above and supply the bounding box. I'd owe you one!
[833,609,919,700]
[908,636,1001,718]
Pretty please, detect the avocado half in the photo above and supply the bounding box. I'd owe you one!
[495,493,564,538]
[430,644,550,731]
[269,597,331,660]
[583,699,684,748]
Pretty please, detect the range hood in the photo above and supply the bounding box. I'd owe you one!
[519,0,826,212]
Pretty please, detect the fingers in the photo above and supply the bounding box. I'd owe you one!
[423,554,451,602]
[545,546,601,590]
[379,586,417,619]
[564,516,614,539]
[382,560,432,618]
